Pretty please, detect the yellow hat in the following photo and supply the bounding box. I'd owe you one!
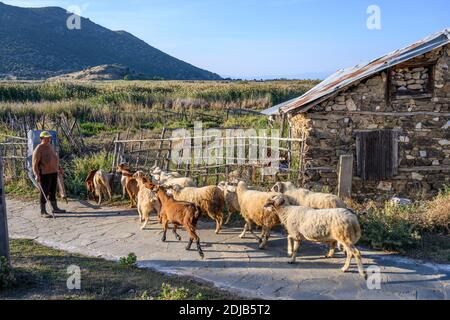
[40,131,52,138]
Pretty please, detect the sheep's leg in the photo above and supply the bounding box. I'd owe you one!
[349,245,366,278]
[341,244,353,273]
[326,241,337,258]
[185,224,197,250]
[161,219,168,242]
[196,239,204,259]
[126,188,134,208]
[225,211,233,225]
[287,235,294,256]
[141,216,149,230]
[97,189,102,205]
[186,239,193,250]
[289,240,301,264]
[106,183,113,201]
[214,215,223,234]
[258,228,270,249]
[172,226,182,241]
[136,205,143,222]
[239,223,249,238]
[122,184,127,199]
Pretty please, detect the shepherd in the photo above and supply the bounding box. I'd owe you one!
[32,131,67,218]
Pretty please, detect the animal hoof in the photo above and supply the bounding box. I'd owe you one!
[177,236,182,241]
[161,237,166,242]
[341,267,348,273]
[288,260,295,265]
[199,252,205,259]
[238,234,245,239]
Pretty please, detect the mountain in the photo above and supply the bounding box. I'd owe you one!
[0,2,222,80]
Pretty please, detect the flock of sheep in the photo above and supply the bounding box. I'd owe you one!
[86,164,366,278]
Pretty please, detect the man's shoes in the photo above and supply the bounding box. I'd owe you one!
[40,203,53,218]
[50,201,67,214]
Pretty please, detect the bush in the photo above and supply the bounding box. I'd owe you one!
[0,256,15,290]
[420,185,450,233]
[157,283,203,300]
[359,202,422,251]
[64,151,113,198]
[119,253,137,268]
[352,186,450,253]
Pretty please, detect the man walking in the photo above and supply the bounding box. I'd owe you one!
[32,131,66,218]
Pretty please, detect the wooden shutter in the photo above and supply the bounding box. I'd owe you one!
[356,130,399,181]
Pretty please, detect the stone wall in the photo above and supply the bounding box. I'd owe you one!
[296,44,450,199]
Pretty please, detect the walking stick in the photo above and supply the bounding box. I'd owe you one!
[36,181,55,219]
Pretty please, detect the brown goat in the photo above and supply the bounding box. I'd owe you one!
[116,163,139,207]
[85,169,98,201]
[150,184,204,258]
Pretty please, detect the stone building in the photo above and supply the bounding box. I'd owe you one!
[262,29,450,199]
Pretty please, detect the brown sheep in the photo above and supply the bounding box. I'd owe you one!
[151,184,204,258]
[116,163,138,207]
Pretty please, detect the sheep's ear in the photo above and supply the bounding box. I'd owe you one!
[272,184,279,192]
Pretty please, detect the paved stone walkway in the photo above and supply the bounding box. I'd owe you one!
[6,197,450,300]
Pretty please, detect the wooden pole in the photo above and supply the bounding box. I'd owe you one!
[0,157,10,263]
[155,128,166,168]
[337,155,354,199]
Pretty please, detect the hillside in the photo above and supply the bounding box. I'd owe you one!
[48,64,135,81]
[0,2,222,80]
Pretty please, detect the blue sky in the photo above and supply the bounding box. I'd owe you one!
[4,0,450,79]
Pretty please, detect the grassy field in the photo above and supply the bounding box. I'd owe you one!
[0,239,238,300]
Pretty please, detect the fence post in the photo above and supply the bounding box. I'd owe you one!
[155,127,166,168]
[337,155,353,199]
[0,157,10,263]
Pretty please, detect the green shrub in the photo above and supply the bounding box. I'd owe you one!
[80,122,107,137]
[119,253,137,268]
[359,202,422,251]
[157,283,203,300]
[0,256,15,290]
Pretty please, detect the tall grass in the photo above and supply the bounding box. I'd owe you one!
[0,80,317,107]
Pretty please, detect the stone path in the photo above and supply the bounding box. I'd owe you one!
[6,197,450,300]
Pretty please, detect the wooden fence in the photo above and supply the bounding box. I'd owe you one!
[112,127,308,188]
[0,134,27,179]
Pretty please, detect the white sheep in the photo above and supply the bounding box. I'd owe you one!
[263,194,366,278]
[133,171,161,230]
[271,182,347,209]
[218,181,240,224]
[170,184,225,234]
[236,181,286,249]
[163,176,196,188]
[151,166,182,184]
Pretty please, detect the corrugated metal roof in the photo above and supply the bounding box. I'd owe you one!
[261,28,450,116]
